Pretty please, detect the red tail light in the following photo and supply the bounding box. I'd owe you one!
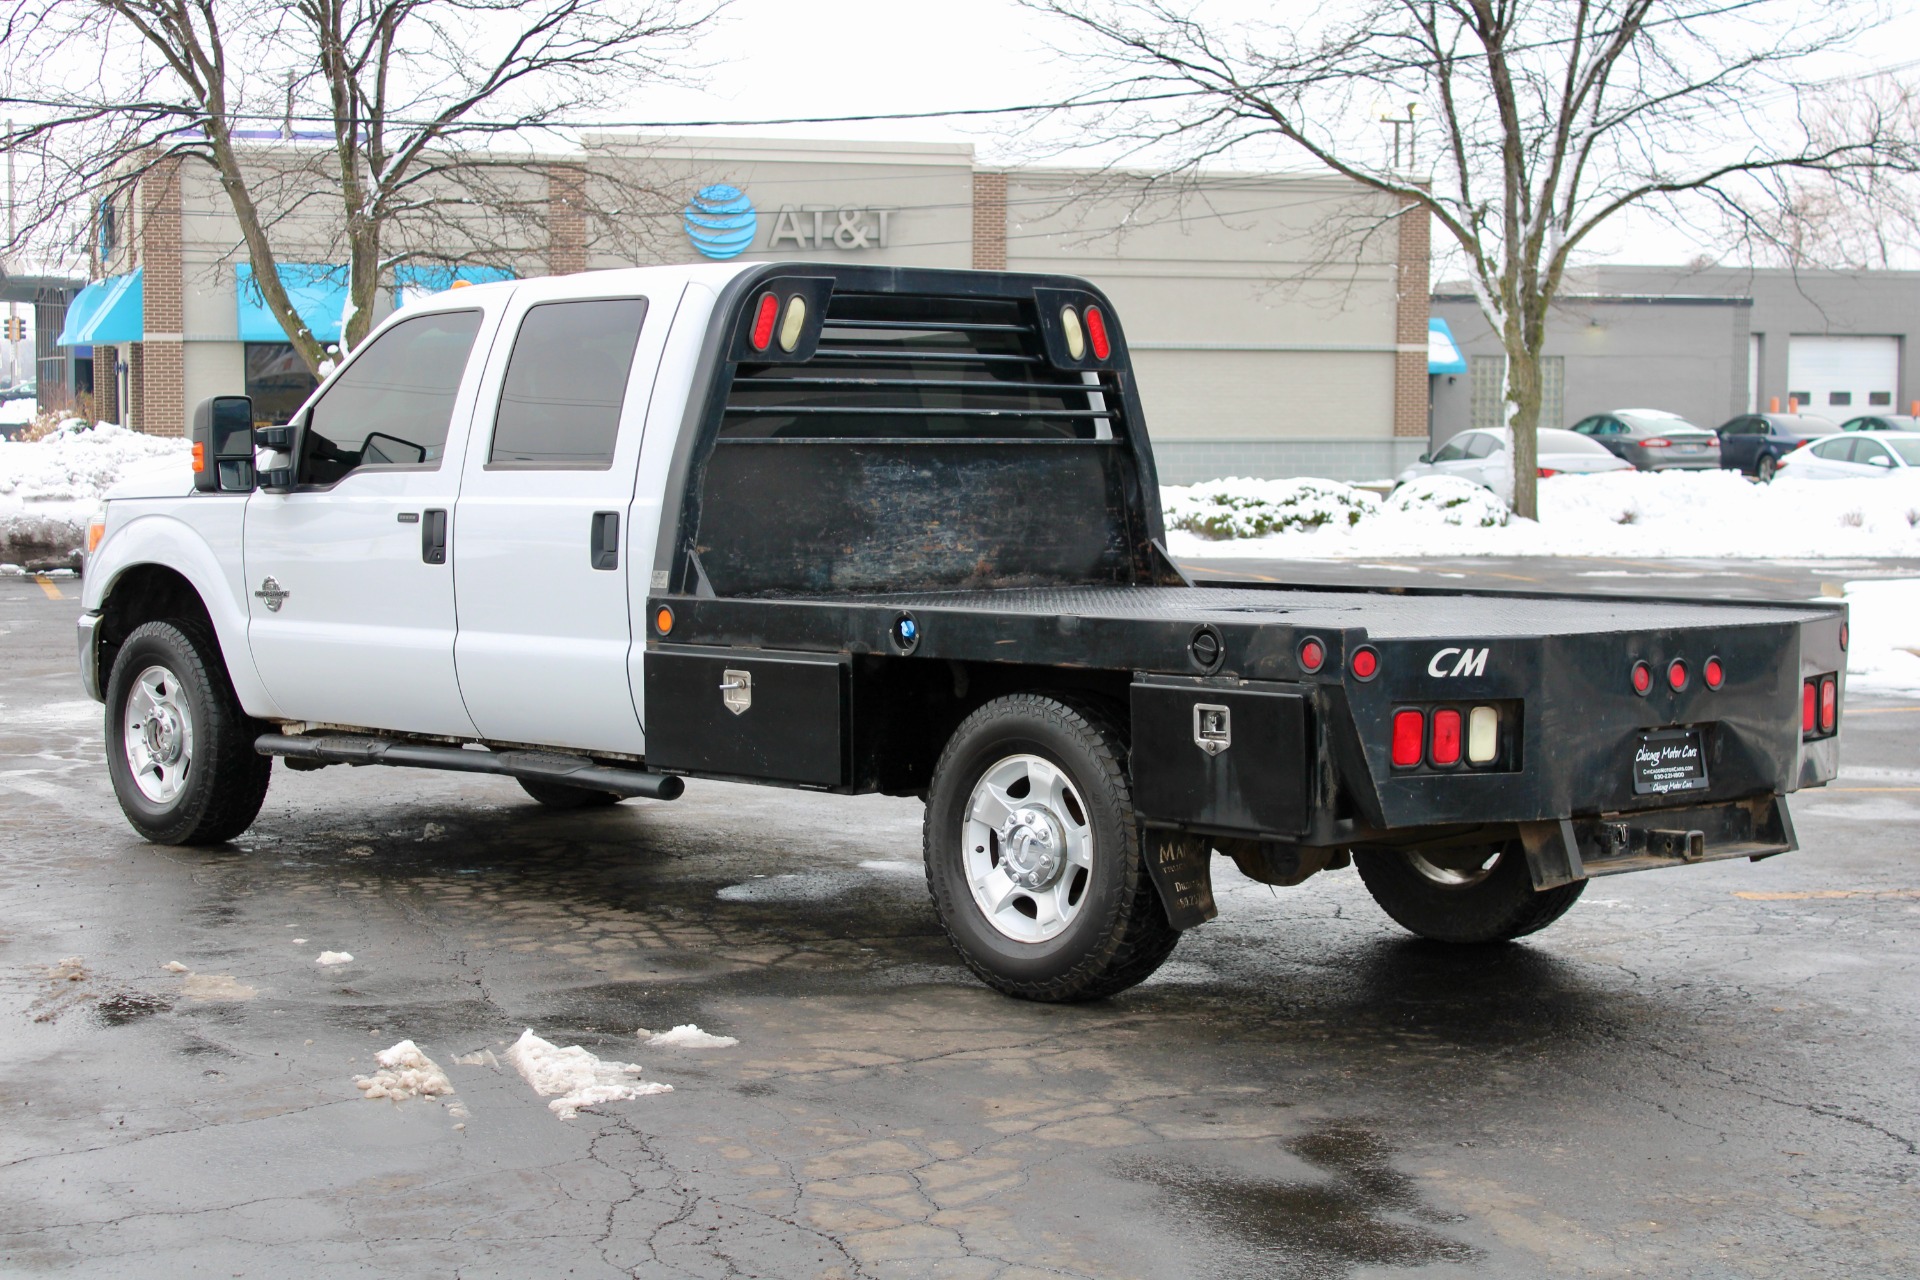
[1803,681,1816,732]
[1631,661,1652,695]
[1349,646,1379,680]
[1298,636,1326,673]
[1641,437,1672,448]
[1703,656,1724,689]
[1667,659,1688,692]
[1391,710,1425,767]
[1537,468,1559,478]
[749,292,779,351]
[1431,709,1463,765]
[1820,676,1837,732]
[1084,305,1111,360]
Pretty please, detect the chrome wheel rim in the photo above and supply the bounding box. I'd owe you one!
[961,753,1094,943]
[123,664,195,805]
[1406,847,1502,888]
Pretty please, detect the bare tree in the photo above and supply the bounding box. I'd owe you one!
[1030,0,1919,516]
[3,0,716,374]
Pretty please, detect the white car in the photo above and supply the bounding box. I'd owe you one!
[1397,427,1633,492]
[1777,431,1920,480]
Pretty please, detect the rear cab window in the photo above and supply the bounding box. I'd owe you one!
[489,299,650,468]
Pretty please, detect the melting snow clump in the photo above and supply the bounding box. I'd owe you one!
[179,971,258,1001]
[315,951,354,966]
[643,1024,739,1049]
[504,1027,671,1120]
[161,961,189,973]
[354,1040,454,1103]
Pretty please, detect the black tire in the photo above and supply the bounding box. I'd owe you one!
[924,693,1179,1002]
[1354,842,1585,944]
[517,777,623,809]
[1755,453,1777,483]
[105,619,272,845]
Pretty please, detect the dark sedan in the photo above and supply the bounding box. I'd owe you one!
[1713,412,1840,482]
[1569,409,1722,472]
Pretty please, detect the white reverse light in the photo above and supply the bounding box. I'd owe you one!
[1467,705,1498,764]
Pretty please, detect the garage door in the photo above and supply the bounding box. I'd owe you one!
[1788,336,1899,415]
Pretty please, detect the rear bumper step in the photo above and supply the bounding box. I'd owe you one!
[1519,794,1796,889]
[254,733,685,800]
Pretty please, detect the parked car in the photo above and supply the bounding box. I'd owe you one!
[1777,431,1920,481]
[1397,427,1631,492]
[1838,414,1917,433]
[1569,409,1722,472]
[1713,412,1838,482]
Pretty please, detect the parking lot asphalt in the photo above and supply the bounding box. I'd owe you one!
[2,568,1917,1279]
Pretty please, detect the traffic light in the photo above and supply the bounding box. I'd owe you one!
[1,316,24,342]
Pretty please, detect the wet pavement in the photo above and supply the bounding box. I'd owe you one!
[2,569,1917,1278]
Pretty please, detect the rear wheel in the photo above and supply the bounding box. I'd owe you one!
[517,778,623,809]
[1755,453,1777,483]
[1354,842,1585,943]
[924,694,1178,1002]
[105,620,272,845]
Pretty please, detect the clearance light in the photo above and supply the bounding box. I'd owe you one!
[1431,709,1463,765]
[777,295,807,352]
[1467,706,1498,764]
[654,605,674,636]
[749,292,779,351]
[1085,305,1112,360]
[1820,676,1837,732]
[1667,659,1688,692]
[191,441,207,473]
[1060,306,1086,360]
[1704,656,1725,690]
[1631,660,1652,695]
[86,518,107,554]
[1391,709,1425,767]
[1349,645,1379,680]
[1803,681,1816,732]
[1298,636,1326,673]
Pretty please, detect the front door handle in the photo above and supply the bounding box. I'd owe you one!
[590,511,619,571]
[422,508,448,564]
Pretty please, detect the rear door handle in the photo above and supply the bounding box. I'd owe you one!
[590,511,619,571]
[422,509,448,564]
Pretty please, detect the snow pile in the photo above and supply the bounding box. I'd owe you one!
[1380,476,1510,528]
[504,1027,671,1120]
[642,1024,738,1049]
[1163,469,1920,559]
[1843,579,1920,695]
[0,421,191,565]
[354,1040,455,1103]
[1164,477,1378,540]
[315,950,354,966]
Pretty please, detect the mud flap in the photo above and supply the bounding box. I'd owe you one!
[1144,830,1218,930]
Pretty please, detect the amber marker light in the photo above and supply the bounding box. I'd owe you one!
[86,518,106,554]
[654,605,674,636]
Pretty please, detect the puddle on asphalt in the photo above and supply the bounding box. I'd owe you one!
[1122,1123,1477,1278]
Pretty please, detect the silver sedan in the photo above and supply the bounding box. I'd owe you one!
[1397,427,1634,492]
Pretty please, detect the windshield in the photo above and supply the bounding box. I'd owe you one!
[1888,437,1920,466]
[1621,413,1707,435]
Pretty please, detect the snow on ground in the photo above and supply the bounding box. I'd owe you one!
[354,1040,455,1103]
[1164,470,1920,560]
[504,1028,671,1120]
[0,421,191,564]
[643,1024,739,1049]
[314,951,353,966]
[1843,579,1920,695]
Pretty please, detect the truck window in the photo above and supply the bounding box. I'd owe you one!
[300,310,483,485]
[719,292,1111,441]
[489,298,649,468]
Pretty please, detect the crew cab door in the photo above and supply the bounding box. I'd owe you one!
[243,306,494,738]
[451,285,670,754]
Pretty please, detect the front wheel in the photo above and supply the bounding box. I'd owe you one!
[1354,842,1585,943]
[1755,454,1777,483]
[105,620,272,845]
[923,694,1178,1002]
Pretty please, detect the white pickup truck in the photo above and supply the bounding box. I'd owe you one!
[79,261,1845,1002]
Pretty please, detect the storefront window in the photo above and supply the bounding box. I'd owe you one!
[244,343,318,425]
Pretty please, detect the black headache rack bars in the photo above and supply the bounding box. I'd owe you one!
[651,263,1185,599]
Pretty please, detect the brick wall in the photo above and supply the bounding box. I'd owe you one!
[139,157,186,436]
[1392,194,1432,439]
[971,172,1007,271]
[127,344,145,433]
[547,164,588,275]
[93,345,118,423]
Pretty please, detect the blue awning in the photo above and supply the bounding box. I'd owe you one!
[1428,317,1468,375]
[235,263,348,343]
[393,264,513,309]
[56,270,144,346]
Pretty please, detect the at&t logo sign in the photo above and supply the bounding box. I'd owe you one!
[683,185,757,260]
[684,182,898,259]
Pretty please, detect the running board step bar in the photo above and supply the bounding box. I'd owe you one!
[254,733,685,800]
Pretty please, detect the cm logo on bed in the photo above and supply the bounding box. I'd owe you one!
[1427,646,1490,678]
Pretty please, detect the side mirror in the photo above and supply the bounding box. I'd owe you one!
[191,396,257,493]
[1418,452,1430,463]
[1869,455,1894,468]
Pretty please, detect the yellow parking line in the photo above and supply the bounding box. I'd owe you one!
[1827,786,1920,793]
[1846,705,1920,715]
[1736,889,1920,901]
[33,575,64,601]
